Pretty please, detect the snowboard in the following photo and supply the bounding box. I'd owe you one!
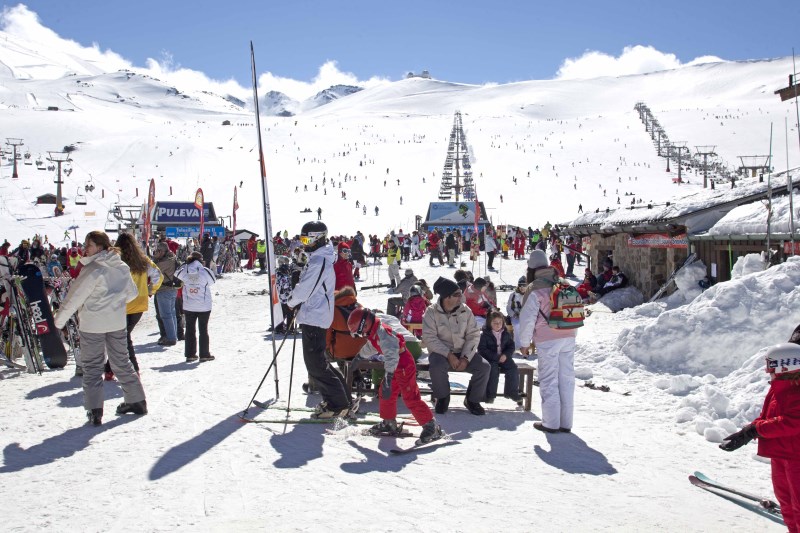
[19,264,67,369]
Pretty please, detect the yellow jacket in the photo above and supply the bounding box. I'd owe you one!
[127,258,164,314]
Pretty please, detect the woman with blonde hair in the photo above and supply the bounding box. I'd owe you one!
[102,232,162,379]
[54,231,147,426]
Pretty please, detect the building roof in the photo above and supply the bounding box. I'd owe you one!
[567,170,800,235]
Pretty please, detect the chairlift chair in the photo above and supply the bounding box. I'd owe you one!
[75,187,87,206]
[104,212,118,233]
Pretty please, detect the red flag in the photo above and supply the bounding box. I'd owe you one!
[194,188,204,238]
[232,186,238,237]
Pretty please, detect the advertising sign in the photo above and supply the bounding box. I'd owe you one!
[627,233,688,248]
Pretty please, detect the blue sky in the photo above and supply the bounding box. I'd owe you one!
[3,1,799,97]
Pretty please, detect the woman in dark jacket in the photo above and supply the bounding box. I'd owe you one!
[477,310,521,403]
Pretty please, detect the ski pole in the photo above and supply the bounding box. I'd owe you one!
[284,326,299,415]
[241,314,296,418]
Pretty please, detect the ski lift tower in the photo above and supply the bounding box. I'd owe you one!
[48,150,71,216]
[737,155,772,188]
[438,111,476,202]
[672,141,688,184]
[695,145,717,189]
[5,138,23,179]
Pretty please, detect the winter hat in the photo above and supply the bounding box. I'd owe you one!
[527,249,548,270]
[433,276,459,299]
[404,268,414,277]
[473,277,487,289]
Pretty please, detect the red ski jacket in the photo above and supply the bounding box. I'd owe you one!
[754,379,800,460]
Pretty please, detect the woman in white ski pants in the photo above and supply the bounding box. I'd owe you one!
[519,250,578,432]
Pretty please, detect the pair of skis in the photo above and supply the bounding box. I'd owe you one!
[242,400,458,454]
[689,471,783,525]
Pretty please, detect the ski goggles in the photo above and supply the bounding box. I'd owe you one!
[339,248,351,257]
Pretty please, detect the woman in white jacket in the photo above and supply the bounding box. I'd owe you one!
[175,251,216,362]
[54,231,146,426]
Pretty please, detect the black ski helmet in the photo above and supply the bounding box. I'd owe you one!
[300,220,328,252]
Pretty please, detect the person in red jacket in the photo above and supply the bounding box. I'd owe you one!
[246,235,256,270]
[347,308,443,443]
[549,252,566,279]
[513,229,526,260]
[720,341,800,532]
[400,285,429,335]
[333,242,355,293]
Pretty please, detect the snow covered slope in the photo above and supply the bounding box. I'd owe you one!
[0,15,797,246]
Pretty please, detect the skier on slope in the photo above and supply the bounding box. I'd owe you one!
[347,307,444,443]
[719,334,800,532]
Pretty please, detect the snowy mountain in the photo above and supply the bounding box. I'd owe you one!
[261,90,298,116]
[307,84,363,108]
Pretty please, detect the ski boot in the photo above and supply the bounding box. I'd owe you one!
[366,419,408,437]
[74,365,84,377]
[311,401,349,419]
[418,419,444,444]
[86,408,103,426]
[116,400,148,416]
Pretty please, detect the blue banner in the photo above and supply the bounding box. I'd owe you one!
[165,226,225,238]
[153,202,217,223]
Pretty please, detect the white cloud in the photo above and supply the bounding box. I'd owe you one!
[257,60,389,101]
[555,45,725,80]
[1,5,388,103]
[0,4,131,74]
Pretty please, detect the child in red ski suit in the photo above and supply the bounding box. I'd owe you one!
[720,341,800,532]
[348,308,443,442]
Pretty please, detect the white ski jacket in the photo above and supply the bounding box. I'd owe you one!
[175,259,216,313]
[54,250,138,333]
[287,243,336,329]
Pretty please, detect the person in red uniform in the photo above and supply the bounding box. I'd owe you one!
[347,308,443,443]
[400,285,429,335]
[246,235,257,270]
[333,242,355,293]
[720,341,800,532]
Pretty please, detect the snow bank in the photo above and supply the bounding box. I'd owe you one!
[592,286,644,312]
[731,253,766,279]
[617,256,800,376]
[678,348,772,442]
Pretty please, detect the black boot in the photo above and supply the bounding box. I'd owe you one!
[86,408,103,426]
[434,395,450,414]
[116,400,148,416]
[463,397,486,415]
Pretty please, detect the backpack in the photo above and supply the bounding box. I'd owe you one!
[524,280,585,329]
[541,281,585,329]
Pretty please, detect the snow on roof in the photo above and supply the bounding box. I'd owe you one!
[704,189,800,236]
[568,169,800,231]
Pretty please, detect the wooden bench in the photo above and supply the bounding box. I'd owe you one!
[344,354,536,412]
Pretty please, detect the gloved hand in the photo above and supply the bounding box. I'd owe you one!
[381,373,393,398]
[719,424,758,452]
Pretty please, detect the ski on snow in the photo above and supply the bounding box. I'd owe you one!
[688,471,783,525]
[389,432,462,455]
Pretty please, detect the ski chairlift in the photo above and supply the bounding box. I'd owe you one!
[104,212,119,233]
[75,187,87,206]
[84,178,95,193]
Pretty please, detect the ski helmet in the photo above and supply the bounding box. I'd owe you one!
[409,284,423,298]
[347,307,376,338]
[277,255,290,266]
[765,343,800,376]
[300,220,328,252]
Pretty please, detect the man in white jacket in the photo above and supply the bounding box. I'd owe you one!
[287,221,350,418]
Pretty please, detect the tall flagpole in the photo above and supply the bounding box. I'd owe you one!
[251,42,283,399]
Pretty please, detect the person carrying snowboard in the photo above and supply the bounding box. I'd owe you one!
[719,339,800,532]
[347,307,443,443]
